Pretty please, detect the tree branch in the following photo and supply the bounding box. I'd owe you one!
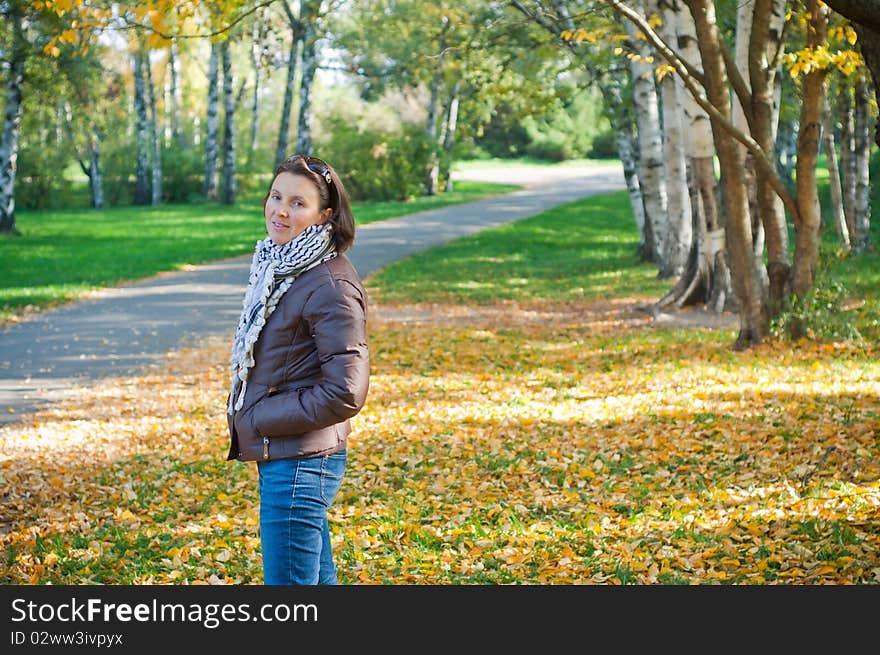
[605,0,799,221]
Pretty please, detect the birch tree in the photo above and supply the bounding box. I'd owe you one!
[509,1,651,262]
[822,94,850,251]
[276,1,302,167]
[203,41,220,200]
[220,39,237,204]
[0,6,26,234]
[653,0,692,278]
[656,3,730,312]
[623,6,668,265]
[145,49,162,205]
[132,50,152,205]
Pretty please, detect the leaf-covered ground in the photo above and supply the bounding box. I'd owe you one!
[1,298,878,585]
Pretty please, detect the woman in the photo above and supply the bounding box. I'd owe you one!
[226,154,369,585]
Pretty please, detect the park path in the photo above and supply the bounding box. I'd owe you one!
[0,163,625,422]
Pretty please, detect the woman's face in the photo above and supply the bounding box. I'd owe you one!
[264,172,331,246]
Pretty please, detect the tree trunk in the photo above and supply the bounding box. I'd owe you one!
[790,0,829,301]
[823,94,850,251]
[133,51,152,206]
[169,40,183,146]
[853,70,873,250]
[654,0,693,279]
[442,82,461,193]
[657,2,732,312]
[145,51,162,205]
[424,68,442,196]
[220,41,237,205]
[602,72,651,260]
[275,34,300,167]
[749,0,790,311]
[688,0,768,348]
[775,117,797,185]
[624,6,669,267]
[249,16,265,169]
[203,42,220,200]
[87,129,104,209]
[0,10,25,234]
[838,82,857,242]
[296,26,318,155]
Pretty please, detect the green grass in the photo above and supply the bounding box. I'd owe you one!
[0,180,518,323]
[453,157,618,170]
[367,190,670,305]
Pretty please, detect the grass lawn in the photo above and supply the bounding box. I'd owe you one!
[0,180,519,324]
[2,181,878,586]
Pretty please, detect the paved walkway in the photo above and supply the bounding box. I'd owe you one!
[0,164,625,422]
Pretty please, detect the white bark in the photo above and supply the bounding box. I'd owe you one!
[133,51,151,205]
[624,3,668,265]
[853,72,872,250]
[823,95,850,251]
[654,0,692,278]
[0,11,25,233]
[203,42,220,200]
[221,41,237,205]
[145,53,162,205]
[296,27,317,155]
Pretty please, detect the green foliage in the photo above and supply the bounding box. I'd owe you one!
[161,142,205,204]
[473,81,610,162]
[770,266,863,342]
[316,116,433,201]
[588,130,619,159]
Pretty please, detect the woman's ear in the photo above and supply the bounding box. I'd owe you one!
[320,207,333,223]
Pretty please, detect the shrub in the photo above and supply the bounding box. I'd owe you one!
[770,265,863,342]
[316,118,432,201]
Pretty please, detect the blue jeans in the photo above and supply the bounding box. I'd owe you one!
[257,450,346,585]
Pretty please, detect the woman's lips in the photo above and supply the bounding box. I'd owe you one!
[271,221,288,231]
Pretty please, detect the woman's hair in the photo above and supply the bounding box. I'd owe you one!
[265,154,356,253]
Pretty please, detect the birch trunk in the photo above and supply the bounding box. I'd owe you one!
[0,10,25,234]
[853,71,873,250]
[654,0,692,279]
[749,0,790,309]
[84,129,104,209]
[442,83,460,193]
[624,6,668,266]
[657,4,732,312]
[513,1,650,259]
[790,0,828,300]
[249,16,265,168]
[221,41,237,205]
[776,118,798,185]
[203,42,220,200]
[133,51,151,206]
[688,0,768,347]
[838,82,857,241]
[168,41,182,146]
[851,21,880,148]
[424,68,442,196]
[823,95,850,251]
[145,52,162,205]
[275,35,300,167]
[296,27,317,155]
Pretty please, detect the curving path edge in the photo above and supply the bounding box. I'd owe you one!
[0,164,625,422]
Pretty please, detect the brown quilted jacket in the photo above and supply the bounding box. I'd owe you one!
[226,254,369,462]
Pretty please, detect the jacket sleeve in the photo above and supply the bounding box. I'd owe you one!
[253,277,369,437]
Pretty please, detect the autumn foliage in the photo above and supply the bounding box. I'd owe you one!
[1,299,877,585]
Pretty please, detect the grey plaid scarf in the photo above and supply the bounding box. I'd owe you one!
[228,223,337,414]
